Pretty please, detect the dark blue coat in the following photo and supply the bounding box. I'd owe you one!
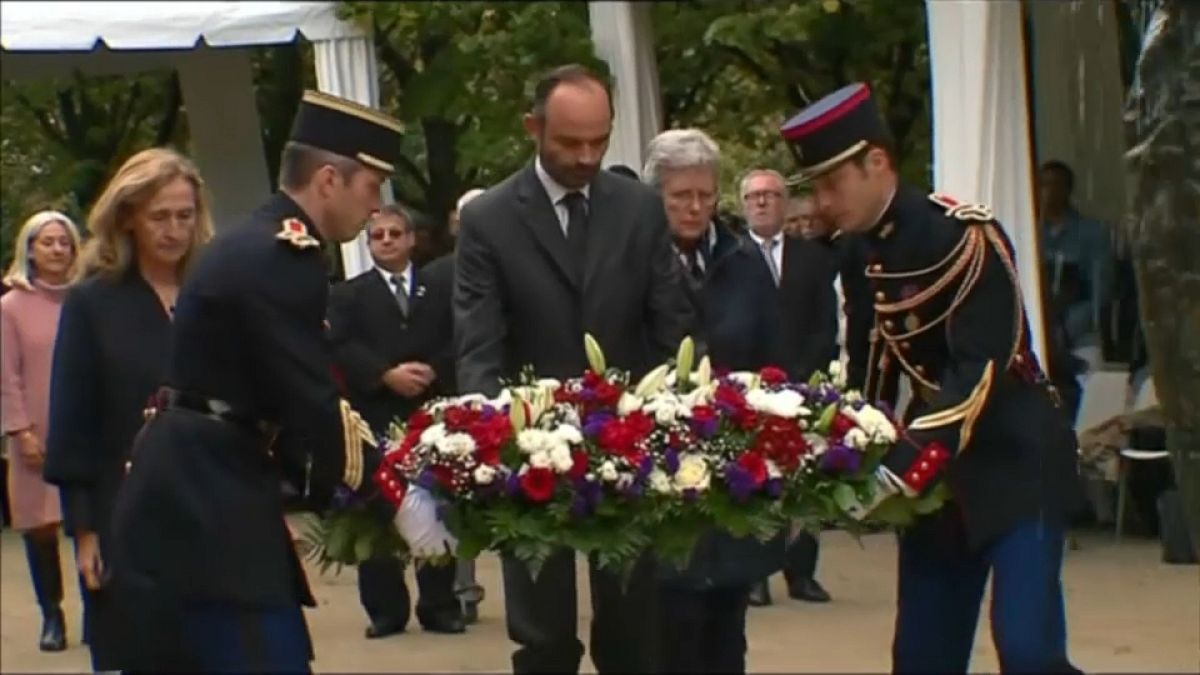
[660,222,786,590]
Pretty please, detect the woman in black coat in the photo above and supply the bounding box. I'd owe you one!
[642,129,784,674]
[44,148,213,671]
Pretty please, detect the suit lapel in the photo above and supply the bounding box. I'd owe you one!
[516,165,578,289]
[365,270,407,322]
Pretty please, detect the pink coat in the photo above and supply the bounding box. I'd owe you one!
[1,281,67,530]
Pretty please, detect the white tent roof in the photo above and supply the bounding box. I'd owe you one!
[0,1,360,51]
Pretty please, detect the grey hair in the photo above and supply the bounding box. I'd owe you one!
[641,129,721,188]
[738,168,787,199]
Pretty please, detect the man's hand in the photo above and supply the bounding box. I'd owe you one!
[13,430,44,470]
[382,362,436,397]
[76,531,105,590]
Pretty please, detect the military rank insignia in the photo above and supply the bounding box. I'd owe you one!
[276,217,321,249]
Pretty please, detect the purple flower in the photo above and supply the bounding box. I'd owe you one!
[583,411,614,438]
[682,488,699,503]
[764,478,784,499]
[664,448,680,474]
[570,495,592,519]
[637,455,655,480]
[575,478,603,508]
[480,404,498,419]
[795,383,812,397]
[822,387,842,405]
[819,443,862,474]
[851,399,866,411]
[690,415,719,439]
[417,469,438,491]
[504,472,523,497]
[724,465,757,502]
[331,485,359,510]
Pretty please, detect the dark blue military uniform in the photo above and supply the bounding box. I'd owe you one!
[107,91,401,672]
[780,83,1085,674]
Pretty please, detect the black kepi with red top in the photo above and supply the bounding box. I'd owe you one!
[779,82,893,181]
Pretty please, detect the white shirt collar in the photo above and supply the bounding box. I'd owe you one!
[535,156,591,205]
[747,228,783,248]
[375,260,413,288]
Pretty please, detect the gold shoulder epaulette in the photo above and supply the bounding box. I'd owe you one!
[928,192,994,224]
[276,217,321,250]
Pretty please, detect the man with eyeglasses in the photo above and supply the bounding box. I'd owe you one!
[739,168,837,608]
[327,204,466,638]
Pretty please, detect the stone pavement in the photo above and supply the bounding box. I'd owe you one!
[1,528,1196,673]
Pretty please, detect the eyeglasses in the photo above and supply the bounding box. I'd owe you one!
[743,190,783,203]
[369,228,409,241]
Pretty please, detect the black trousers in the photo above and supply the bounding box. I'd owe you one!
[357,555,459,628]
[659,584,750,673]
[501,548,660,674]
[783,532,820,586]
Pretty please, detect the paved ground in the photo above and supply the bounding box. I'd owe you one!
[1,527,1196,673]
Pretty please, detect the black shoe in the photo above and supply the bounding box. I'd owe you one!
[462,600,479,625]
[418,608,467,634]
[788,578,832,603]
[39,607,66,652]
[747,580,773,607]
[364,618,407,639]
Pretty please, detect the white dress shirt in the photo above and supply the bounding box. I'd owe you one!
[534,156,591,235]
[376,261,414,304]
[748,229,785,282]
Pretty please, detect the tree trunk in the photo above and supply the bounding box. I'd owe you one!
[1124,0,1200,549]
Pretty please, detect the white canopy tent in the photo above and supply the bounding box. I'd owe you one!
[0,0,381,274]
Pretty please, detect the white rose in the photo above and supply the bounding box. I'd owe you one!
[517,429,552,455]
[617,393,644,416]
[644,393,687,425]
[419,423,447,446]
[746,389,805,418]
[549,445,575,474]
[552,424,583,446]
[844,428,869,450]
[726,372,758,389]
[804,432,830,457]
[599,460,619,483]
[648,469,673,494]
[828,360,842,378]
[843,390,863,404]
[673,454,711,492]
[473,464,497,485]
[615,473,634,491]
[529,450,552,469]
[435,432,476,458]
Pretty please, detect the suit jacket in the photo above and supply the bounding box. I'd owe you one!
[454,164,694,396]
[770,234,839,381]
[328,263,454,435]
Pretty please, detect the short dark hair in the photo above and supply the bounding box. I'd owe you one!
[369,203,414,233]
[849,140,899,174]
[1040,160,1075,192]
[531,64,612,119]
[278,141,362,191]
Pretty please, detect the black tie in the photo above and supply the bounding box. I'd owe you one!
[686,248,705,283]
[561,191,588,264]
[391,274,409,316]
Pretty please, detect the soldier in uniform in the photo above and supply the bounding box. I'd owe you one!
[107,90,402,672]
[778,83,1085,673]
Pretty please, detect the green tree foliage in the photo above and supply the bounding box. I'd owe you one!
[336,1,610,234]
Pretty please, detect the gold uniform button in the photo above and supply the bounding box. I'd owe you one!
[901,341,912,351]
[875,291,886,302]
[883,320,895,330]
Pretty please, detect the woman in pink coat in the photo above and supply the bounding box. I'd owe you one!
[1,209,82,652]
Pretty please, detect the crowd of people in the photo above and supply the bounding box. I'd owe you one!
[0,63,1089,673]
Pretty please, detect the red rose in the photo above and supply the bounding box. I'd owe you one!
[593,380,623,408]
[443,406,476,431]
[759,366,788,386]
[830,413,857,441]
[734,408,759,431]
[407,409,434,433]
[626,411,656,438]
[715,383,747,410]
[691,405,717,427]
[469,415,511,466]
[430,464,456,490]
[568,450,589,480]
[520,467,557,502]
[737,452,769,486]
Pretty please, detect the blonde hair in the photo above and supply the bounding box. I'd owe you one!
[3,210,83,290]
[77,147,214,282]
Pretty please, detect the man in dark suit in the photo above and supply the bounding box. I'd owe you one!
[327,204,464,637]
[453,64,694,674]
[739,169,836,608]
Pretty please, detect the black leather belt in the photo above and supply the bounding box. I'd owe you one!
[152,387,279,441]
